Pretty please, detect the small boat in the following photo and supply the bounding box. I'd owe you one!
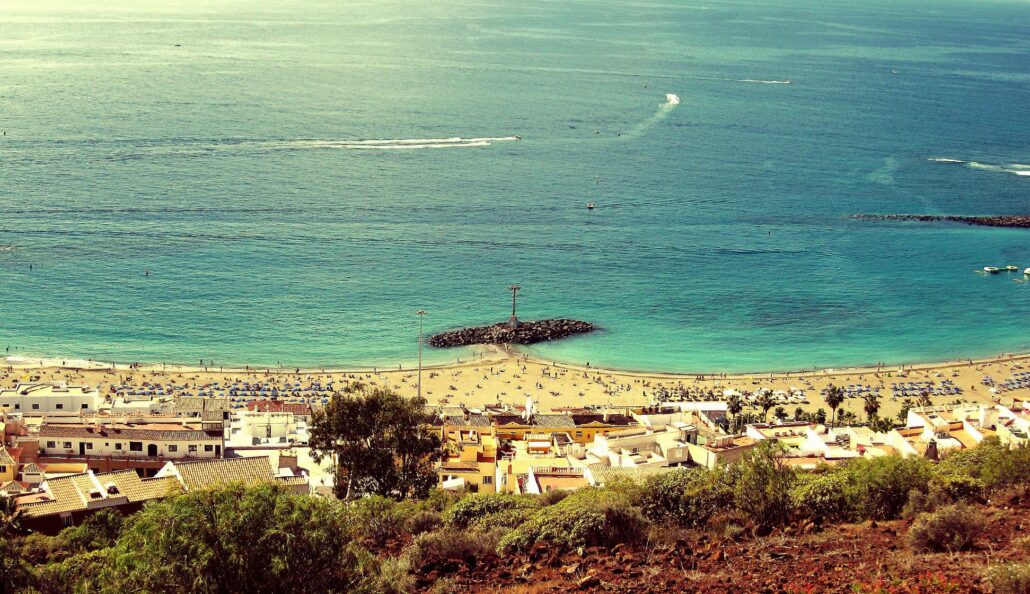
[586,202,595,210]
[1005,265,1018,271]
[984,266,1000,273]
[1025,267,1030,275]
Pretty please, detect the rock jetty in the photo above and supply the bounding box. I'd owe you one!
[428,319,596,348]
[853,214,1030,228]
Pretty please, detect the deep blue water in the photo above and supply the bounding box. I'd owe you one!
[1,0,1028,372]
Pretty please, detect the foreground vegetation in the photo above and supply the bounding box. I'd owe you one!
[1,438,1027,593]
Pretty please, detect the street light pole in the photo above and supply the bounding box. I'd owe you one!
[508,284,521,328]
[417,309,426,399]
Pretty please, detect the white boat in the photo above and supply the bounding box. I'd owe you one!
[1005,265,1018,271]
[586,202,595,210]
[1025,268,1030,275]
[984,266,1000,273]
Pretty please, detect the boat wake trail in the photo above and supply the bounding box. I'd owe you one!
[928,157,1029,177]
[736,79,792,85]
[111,136,521,159]
[619,93,681,140]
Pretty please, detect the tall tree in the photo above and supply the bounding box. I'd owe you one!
[727,393,743,432]
[309,387,440,500]
[863,393,881,423]
[823,384,845,428]
[755,391,775,423]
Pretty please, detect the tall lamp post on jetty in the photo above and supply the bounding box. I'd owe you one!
[417,309,426,398]
[508,284,521,329]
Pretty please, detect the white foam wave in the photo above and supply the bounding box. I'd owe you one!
[930,157,1029,178]
[114,136,520,158]
[664,93,681,105]
[738,79,792,85]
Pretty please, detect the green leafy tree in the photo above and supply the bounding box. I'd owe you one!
[104,483,370,594]
[309,387,441,500]
[727,393,743,431]
[823,384,844,428]
[917,390,933,408]
[1,496,31,594]
[814,408,827,425]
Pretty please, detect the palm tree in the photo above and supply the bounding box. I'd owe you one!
[755,391,775,423]
[863,393,880,423]
[727,393,743,426]
[0,496,21,535]
[823,384,845,428]
[917,390,933,408]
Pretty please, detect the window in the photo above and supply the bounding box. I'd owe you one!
[32,404,39,410]
[188,445,198,453]
[482,476,493,485]
[56,404,64,410]
[129,442,143,452]
[46,441,56,448]
[168,445,177,452]
[63,442,72,449]
[575,431,582,438]
[114,443,122,450]
[14,404,19,410]
[83,442,93,450]
[81,403,88,409]
[0,465,6,473]
[204,445,213,452]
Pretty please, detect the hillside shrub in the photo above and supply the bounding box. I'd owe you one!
[846,456,934,520]
[985,563,1030,594]
[404,529,502,570]
[351,495,405,546]
[790,471,854,522]
[639,466,734,528]
[907,503,978,552]
[442,493,537,529]
[402,510,443,535]
[734,442,796,530]
[468,506,534,531]
[499,488,647,552]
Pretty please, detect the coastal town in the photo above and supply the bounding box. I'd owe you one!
[1,353,1027,533]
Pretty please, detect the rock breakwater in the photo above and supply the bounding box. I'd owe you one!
[853,214,1030,228]
[428,319,596,348]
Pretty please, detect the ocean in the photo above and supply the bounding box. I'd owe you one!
[1,0,1028,372]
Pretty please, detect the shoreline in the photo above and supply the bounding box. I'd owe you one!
[4,346,1030,384]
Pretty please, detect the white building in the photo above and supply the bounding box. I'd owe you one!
[39,422,224,459]
[0,383,102,415]
[225,411,309,450]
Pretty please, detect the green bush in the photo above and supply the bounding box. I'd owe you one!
[367,556,415,594]
[907,503,978,553]
[538,489,570,506]
[985,563,1030,594]
[404,529,502,570]
[498,488,647,552]
[639,466,735,528]
[351,495,405,546]
[468,506,534,531]
[442,493,538,529]
[845,455,934,520]
[734,442,796,530]
[938,437,1030,489]
[402,510,443,535]
[790,471,854,522]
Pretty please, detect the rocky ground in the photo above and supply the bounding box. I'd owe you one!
[428,319,597,348]
[409,494,1028,593]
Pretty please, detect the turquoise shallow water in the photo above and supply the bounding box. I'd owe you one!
[1,0,1028,372]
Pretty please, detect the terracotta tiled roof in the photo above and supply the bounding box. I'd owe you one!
[0,447,17,465]
[171,456,276,491]
[40,424,219,442]
[16,469,180,518]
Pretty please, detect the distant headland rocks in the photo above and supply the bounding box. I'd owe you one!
[427,319,597,348]
[854,214,1030,229]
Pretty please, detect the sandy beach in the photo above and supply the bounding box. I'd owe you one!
[3,347,1028,422]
